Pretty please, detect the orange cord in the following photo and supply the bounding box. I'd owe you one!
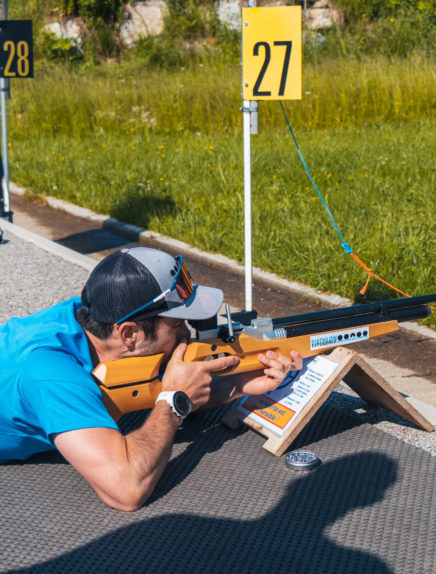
[350,252,436,311]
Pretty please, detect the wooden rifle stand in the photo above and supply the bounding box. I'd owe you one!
[221,346,434,457]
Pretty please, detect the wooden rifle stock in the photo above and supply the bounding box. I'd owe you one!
[93,294,435,421]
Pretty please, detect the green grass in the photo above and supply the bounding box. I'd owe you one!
[9,53,435,136]
[7,53,436,324]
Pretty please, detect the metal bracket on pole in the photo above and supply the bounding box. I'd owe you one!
[0,78,10,97]
[249,101,258,135]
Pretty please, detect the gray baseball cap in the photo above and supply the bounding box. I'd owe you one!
[81,247,223,324]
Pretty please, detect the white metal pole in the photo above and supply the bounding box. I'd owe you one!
[1,85,11,217]
[0,0,11,221]
[243,100,253,312]
[242,0,257,312]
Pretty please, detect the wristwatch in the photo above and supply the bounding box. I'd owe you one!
[155,391,191,425]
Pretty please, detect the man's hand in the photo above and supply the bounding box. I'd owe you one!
[161,340,240,411]
[195,349,303,412]
[236,350,303,396]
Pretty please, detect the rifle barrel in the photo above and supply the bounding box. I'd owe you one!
[272,294,436,334]
[280,305,431,338]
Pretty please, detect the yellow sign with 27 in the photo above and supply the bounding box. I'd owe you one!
[242,6,301,101]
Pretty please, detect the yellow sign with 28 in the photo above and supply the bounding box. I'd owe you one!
[242,6,301,101]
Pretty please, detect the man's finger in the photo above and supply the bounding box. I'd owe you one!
[263,367,288,380]
[258,352,291,371]
[263,350,303,370]
[290,351,303,370]
[202,355,240,372]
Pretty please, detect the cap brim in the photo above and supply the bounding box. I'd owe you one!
[158,285,223,320]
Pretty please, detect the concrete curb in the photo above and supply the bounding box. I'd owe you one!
[9,182,436,342]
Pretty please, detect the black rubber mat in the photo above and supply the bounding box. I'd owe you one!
[1,400,435,574]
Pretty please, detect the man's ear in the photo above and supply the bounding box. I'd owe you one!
[116,322,142,351]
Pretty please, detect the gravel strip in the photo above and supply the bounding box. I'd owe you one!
[331,383,436,456]
[0,229,89,321]
[1,228,434,455]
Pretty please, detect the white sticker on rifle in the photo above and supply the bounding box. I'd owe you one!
[310,326,370,351]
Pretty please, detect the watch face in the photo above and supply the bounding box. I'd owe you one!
[173,391,191,417]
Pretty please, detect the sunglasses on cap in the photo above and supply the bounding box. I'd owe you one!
[115,255,193,325]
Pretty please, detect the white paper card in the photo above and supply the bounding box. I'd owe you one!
[238,354,339,436]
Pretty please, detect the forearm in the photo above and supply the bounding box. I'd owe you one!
[123,402,179,507]
[56,346,244,511]
[54,402,180,512]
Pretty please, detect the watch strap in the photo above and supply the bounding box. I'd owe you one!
[156,391,186,424]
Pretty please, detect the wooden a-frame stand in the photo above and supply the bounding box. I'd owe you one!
[222,347,434,457]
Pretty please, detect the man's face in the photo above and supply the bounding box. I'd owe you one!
[133,317,191,368]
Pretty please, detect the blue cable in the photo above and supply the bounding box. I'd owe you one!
[279,101,353,254]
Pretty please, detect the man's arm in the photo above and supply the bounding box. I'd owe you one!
[54,344,301,511]
[53,402,179,512]
[54,345,239,512]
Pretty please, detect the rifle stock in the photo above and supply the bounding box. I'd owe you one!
[93,294,435,421]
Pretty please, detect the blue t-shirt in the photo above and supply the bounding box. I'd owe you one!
[0,297,119,464]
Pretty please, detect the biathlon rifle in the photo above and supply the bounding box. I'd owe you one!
[93,293,436,421]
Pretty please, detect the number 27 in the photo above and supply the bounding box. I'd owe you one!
[253,40,292,97]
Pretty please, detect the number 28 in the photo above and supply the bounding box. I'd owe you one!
[3,40,30,77]
[253,40,292,97]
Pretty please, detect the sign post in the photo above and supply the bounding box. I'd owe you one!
[0,0,33,222]
[241,5,301,311]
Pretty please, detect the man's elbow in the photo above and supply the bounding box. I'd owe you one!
[106,495,147,513]
[91,473,155,512]
[98,485,153,512]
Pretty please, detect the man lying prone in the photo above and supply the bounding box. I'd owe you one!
[0,247,302,511]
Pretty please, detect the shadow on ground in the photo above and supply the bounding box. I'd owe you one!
[55,227,132,254]
[11,450,397,574]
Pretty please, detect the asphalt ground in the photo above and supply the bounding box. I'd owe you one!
[5,190,436,411]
